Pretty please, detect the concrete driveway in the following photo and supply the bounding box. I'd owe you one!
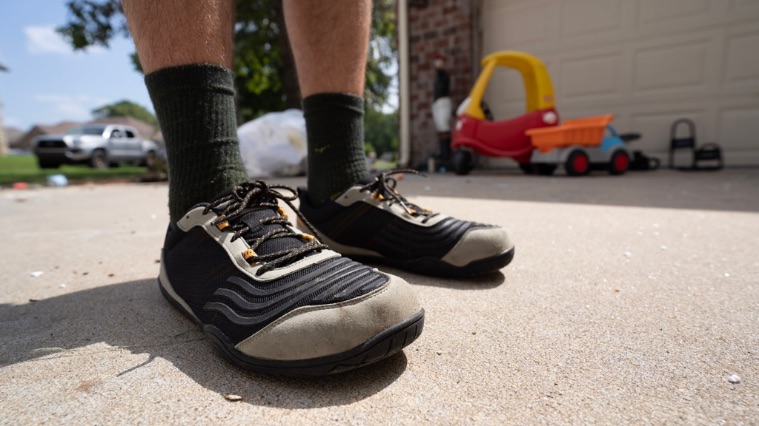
[1,169,757,424]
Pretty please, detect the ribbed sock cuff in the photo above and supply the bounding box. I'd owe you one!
[303,93,368,205]
[146,64,248,222]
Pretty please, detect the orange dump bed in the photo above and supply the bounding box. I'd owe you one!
[526,114,613,152]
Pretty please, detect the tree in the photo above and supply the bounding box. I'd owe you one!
[92,99,157,125]
[364,107,398,157]
[58,0,398,124]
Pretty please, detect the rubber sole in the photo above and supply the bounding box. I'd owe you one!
[158,277,424,377]
[348,246,515,278]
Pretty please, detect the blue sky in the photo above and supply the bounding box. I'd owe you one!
[0,0,152,131]
[0,1,399,131]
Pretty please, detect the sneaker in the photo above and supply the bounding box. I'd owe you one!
[158,181,424,376]
[297,171,515,277]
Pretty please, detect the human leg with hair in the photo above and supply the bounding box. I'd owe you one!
[124,0,423,376]
[290,3,515,278]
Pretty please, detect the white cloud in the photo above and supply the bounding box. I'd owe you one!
[24,25,104,55]
[34,94,111,120]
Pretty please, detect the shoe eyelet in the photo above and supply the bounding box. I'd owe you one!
[216,220,229,231]
[242,249,257,264]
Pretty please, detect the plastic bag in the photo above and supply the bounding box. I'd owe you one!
[237,109,308,178]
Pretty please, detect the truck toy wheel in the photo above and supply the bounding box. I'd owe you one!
[453,150,476,175]
[609,150,630,175]
[537,164,557,176]
[565,150,590,176]
[519,163,535,175]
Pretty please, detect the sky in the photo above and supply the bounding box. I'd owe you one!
[0,1,399,132]
[0,0,153,131]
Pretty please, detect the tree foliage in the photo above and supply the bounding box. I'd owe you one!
[58,0,398,124]
[364,107,398,157]
[91,99,157,125]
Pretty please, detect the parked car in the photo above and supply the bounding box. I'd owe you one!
[33,124,159,169]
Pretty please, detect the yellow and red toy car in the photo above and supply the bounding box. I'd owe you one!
[451,51,632,176]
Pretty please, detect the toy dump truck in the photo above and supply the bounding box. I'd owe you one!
[525,114,631,176]
[451,51,632,176]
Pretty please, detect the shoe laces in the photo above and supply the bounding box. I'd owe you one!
[203,181,327,275]
[359,169,439,224]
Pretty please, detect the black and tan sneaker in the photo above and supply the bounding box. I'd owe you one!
[297,170,515,278]
[158,181,424,376]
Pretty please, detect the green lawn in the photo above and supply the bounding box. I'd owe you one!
[0,155,149,185]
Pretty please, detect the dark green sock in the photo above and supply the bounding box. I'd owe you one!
[303,93,369,205]
[145,64,248,223]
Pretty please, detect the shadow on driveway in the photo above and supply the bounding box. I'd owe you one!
[0,279,410,408]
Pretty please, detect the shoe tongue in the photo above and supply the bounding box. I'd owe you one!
[358,174,378,185]
[236,208,304,255]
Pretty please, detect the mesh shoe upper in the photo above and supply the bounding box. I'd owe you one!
[162,181,388,345]
[298,170,493,261]
[297,170,515,277]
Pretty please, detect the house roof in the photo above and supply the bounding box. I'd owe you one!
[13,121,81,150]
[4,127,25,146]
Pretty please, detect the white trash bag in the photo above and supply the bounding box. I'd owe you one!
[237,109,308,178]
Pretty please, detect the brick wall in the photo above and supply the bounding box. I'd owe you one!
[406,0,479,166]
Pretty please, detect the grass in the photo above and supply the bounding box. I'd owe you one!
[0,155,149,186]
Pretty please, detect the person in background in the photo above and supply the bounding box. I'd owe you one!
[432,52,452,170]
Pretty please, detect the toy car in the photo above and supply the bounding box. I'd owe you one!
[451,50,631,176]
[526,116,632,176]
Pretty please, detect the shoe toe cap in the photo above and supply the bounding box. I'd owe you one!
[441,226,514,267]
[234,274,422,361]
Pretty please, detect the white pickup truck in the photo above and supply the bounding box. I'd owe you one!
[33,123,159,169]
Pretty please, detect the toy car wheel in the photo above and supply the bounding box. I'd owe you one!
[452,150,476,175]
[609,150,630,175]
[90,149,109,169]
[537,164,557,176]
[518,163,535,175]
[565,150,590,176]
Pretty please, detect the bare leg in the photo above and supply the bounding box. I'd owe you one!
[123,0,234,73]
[284,0,372,203]
[284,0,372,97]
[123,0,247,222]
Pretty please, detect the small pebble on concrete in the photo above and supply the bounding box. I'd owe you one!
[728,375,741,384]
[225,394,242,401]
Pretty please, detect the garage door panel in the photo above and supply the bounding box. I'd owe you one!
[486,68,527,105]
[730,0,759,16]
[724,32,759,83]
[719,108,759,151]
[637,0,711,25]
[634,41,708,92]
[484,1,557,47]
[561,53,622,99]
[561,0,622,38]
[482,0,759,164]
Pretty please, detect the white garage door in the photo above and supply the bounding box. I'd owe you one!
[481,0,759,166]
